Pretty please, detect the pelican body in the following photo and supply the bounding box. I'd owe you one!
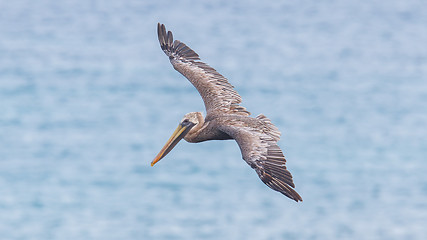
[152,23,302,202]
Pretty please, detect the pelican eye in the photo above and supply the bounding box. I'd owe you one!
[181,119,195,128]
[181,119,191,126]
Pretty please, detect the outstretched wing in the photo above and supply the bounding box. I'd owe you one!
[219,115,302,202]
[157,23,250,116]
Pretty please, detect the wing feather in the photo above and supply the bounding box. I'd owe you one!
[219,116,302,202]
[157,23,250,116]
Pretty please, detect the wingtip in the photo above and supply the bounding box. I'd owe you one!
[157,23,164,47]
[286,187,303,202]
[156,23,201,61]
[290,183,303,202]
[261,172,303,202]
[294,193,303,202]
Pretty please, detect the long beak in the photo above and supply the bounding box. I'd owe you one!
[151,123,192,166]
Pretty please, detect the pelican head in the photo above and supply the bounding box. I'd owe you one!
[151,112,204,166]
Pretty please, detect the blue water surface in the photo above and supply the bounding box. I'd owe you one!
[1,1,426,239]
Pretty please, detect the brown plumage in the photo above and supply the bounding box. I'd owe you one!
[152,23,302,202]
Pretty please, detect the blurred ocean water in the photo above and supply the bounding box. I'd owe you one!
[1,0,426,239]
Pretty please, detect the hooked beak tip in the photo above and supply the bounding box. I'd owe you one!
[150,156,161,167]
[151,122,193,167]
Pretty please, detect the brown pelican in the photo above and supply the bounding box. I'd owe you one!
[152,23,302,202]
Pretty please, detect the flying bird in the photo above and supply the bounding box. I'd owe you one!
[152,23,302,202]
